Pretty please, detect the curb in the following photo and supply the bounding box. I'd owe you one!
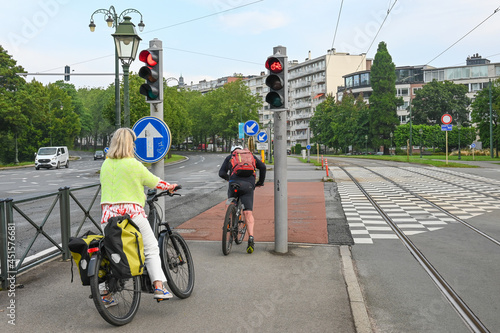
[340,245,373,333]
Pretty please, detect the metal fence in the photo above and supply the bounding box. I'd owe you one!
[0,184,102,290]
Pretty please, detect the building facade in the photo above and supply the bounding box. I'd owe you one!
[286,49,371,148]
[337,54,500,125]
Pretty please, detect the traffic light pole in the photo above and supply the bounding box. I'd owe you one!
[269,45,288,254]
[148,39,165,212]
[274,108,288,253]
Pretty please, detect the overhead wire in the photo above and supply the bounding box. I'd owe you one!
[145,0,263,34]
[354,0,399,72]
[425,5,500,65]
[326,0,344,68]
[37,1,264,73]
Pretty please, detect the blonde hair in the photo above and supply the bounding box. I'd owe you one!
[107,128,136,159]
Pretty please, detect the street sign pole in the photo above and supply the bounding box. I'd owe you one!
[441,114,452,166]
[446,131,448,165]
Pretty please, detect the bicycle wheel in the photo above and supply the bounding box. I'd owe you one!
[234,208,247,245]
[222,203,236,255]
[160,232,195,299]
[90,253,142,326]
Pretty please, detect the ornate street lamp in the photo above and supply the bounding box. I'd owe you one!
[113,17,141,128]
[89,6,145,129]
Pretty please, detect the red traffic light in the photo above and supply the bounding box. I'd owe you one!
[265,57,283,74]
[139,50,158,67]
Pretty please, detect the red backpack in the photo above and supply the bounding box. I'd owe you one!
[230,149,256,177]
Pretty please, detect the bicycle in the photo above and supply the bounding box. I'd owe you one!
[87,185,195,326]
[222,182,247,255]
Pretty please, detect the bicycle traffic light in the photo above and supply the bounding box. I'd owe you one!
[265,55,287,109]
[139,48,162,103]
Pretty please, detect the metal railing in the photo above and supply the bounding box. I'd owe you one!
[0,184,101,290]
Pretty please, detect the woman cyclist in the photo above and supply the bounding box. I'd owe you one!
[99,127,177,303]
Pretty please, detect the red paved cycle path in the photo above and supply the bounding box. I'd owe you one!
[176,182,329,244]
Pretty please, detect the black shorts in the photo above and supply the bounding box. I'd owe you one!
[228,180,255,211]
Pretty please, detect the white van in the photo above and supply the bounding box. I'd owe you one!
[35,146,69,170]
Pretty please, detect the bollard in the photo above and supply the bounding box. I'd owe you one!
[321,155,324,170]
[325,159,329,177]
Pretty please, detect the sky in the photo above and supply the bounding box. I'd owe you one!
[2,0,500,89]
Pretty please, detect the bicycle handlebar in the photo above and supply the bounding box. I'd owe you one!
[146,185,182,203]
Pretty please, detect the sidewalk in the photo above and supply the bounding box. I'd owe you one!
[0,157,369,333]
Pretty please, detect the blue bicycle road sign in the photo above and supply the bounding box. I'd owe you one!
[244,120,259,136]
[132,116,171,163]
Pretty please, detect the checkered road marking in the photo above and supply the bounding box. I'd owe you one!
[334,166,500,244]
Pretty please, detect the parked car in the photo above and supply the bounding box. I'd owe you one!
[94,150,105,160]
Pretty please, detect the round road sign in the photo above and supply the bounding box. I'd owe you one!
[441,114,452,125]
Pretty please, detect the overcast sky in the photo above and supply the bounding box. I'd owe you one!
[2,0,500,89]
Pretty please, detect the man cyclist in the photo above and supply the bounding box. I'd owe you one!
[219,145,266,253]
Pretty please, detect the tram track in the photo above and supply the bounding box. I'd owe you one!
[334,160,494,333]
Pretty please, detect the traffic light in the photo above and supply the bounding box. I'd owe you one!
[138,48,162,103]
[265,55,287,109]
[64,65,70,81]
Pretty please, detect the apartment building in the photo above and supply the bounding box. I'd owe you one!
[337,54,500,125]
[286,49,371,147]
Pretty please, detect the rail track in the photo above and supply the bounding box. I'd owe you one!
[330,158,500,332]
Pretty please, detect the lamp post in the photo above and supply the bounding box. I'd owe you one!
[365,135,368,155]
[419,128,423,158]
[89,7,144,129]
[457,123,461,160]
[390,132,393,156]
[112,17,141,128]
[48,99,63,146]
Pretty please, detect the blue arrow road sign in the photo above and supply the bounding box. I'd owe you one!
[257,131,268,143]
[306,144,311,150]
[471,143,476,148]
[132,116,171,163]
[441,124,453,131]
[244,120,259,136]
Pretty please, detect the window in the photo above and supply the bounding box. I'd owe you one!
[471,65,487,78]
[397,88,409,96]
[360,73,370,86]
[353,75,360,87]
[397,101,409,111]
[345,76,353,88]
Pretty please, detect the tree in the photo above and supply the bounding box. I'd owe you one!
[310,92,368,153]
[412,80,471,126]
[0,45,26,163]
[471,79,500,155]
[310,94,335,149]
[368,42,402,154]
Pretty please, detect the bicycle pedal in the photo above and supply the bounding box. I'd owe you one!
[156,298,170,303]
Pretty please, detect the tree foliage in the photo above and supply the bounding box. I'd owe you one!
[368,42,402,152]
[470,79,500,153]
[310,92,369,153]
[412,80,471,125]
